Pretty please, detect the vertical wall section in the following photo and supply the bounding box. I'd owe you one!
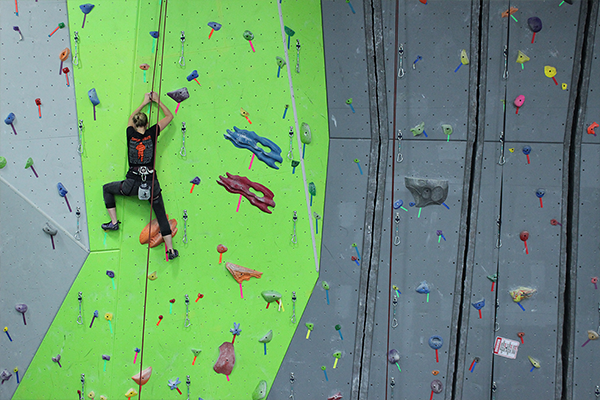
[0,1,89,399]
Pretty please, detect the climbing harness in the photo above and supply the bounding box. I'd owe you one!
[287,126,294,160]
[77,120,84,154]
[393,212,401,246]
[178,31,186,67]
[76,292,83,324]
[184,294,191,327]
[291,291,297,324]
[498,131,506,165]
[295,39,301,73]
[396,130,403,163]
[73,31,80,67]
[182,210,188,244]
[291,211,298,245]
[397,44,405,78]
[180,122,186,157]
[132,166,153,200]
[289,372,295,399]
[391,294,398,328]
[75,207,81,240]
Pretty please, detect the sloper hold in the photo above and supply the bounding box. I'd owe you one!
[252,380,268,400]
[208,22,222,31]
[131,367,152,386]
[225,262,263,284]
[405,177,449,207]
[261,290,282,303]
[460,49,469,65]
[88,88,99,105]
[259,330,273,343]
[224,126,283,169]
[139,218,178,248]
[167,88,190,103]
[441,124,453,136]
[213,342,235,376]
[301,122,312,144]
[217,173,276,213]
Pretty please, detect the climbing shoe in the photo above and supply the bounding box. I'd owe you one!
[167,249,179,260]
[101,221,120,231]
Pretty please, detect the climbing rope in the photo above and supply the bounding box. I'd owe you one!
[138,0,169,397]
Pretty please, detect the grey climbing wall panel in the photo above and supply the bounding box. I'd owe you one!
[268,0,375,398]
[371,1,477,399]
[567,1,600,398]
[0,1,89,398]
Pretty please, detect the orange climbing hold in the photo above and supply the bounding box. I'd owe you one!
[501,7,518,17]
[226,262,263,284]
[139,217,178,248]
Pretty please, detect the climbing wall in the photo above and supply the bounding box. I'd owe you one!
[6,0,331,399]
[268,0,376,398]
[0,1,90,399]
[567,1,600,398]
[459,1,581,399]
[372,1,475,399]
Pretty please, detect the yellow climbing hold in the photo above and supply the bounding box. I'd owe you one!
[460,49,469,65]
[516,50,530,64]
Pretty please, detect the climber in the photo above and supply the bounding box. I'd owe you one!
[101,91,179,260]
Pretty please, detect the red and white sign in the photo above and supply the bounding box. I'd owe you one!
[493,336,520,359]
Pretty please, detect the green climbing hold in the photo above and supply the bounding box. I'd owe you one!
[309,182,316,196]
[487,273,498,282]
[284,26,295,37]
[276,56,286,67]
[305,322,314,331]
[252,380,268,400]
[261,290,282,303]
[322,281,330,290]
[259,330,273,343]
[300,122,312,144]
[333,351,342,359]
[291,160,300,168]
[410,122,425,136]
[25,157,34,169]
[0,157,6,169]
[441,124,453,136]
[345,98,353,105]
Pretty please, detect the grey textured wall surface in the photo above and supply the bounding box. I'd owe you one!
[568,1,600,398]
[268,0,374,398]
[0,1,89,399]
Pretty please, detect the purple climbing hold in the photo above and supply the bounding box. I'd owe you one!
[106,270,115,278]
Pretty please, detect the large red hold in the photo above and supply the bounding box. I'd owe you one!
[217,173,275,213]
[214,342,235,377]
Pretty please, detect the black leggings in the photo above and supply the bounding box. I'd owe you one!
[103,176,172,237]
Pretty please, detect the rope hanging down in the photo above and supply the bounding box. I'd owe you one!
[137,0,169,398]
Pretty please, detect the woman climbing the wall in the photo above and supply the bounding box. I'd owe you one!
[101,91,179,260]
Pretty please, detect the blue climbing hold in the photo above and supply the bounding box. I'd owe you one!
[224,126,283,169]
[57,182,68,197]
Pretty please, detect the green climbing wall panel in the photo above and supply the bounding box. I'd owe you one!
[13,0,328,398]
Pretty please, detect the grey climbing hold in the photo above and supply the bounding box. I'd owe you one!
[43,223,58,236]
[405,177,449,207]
